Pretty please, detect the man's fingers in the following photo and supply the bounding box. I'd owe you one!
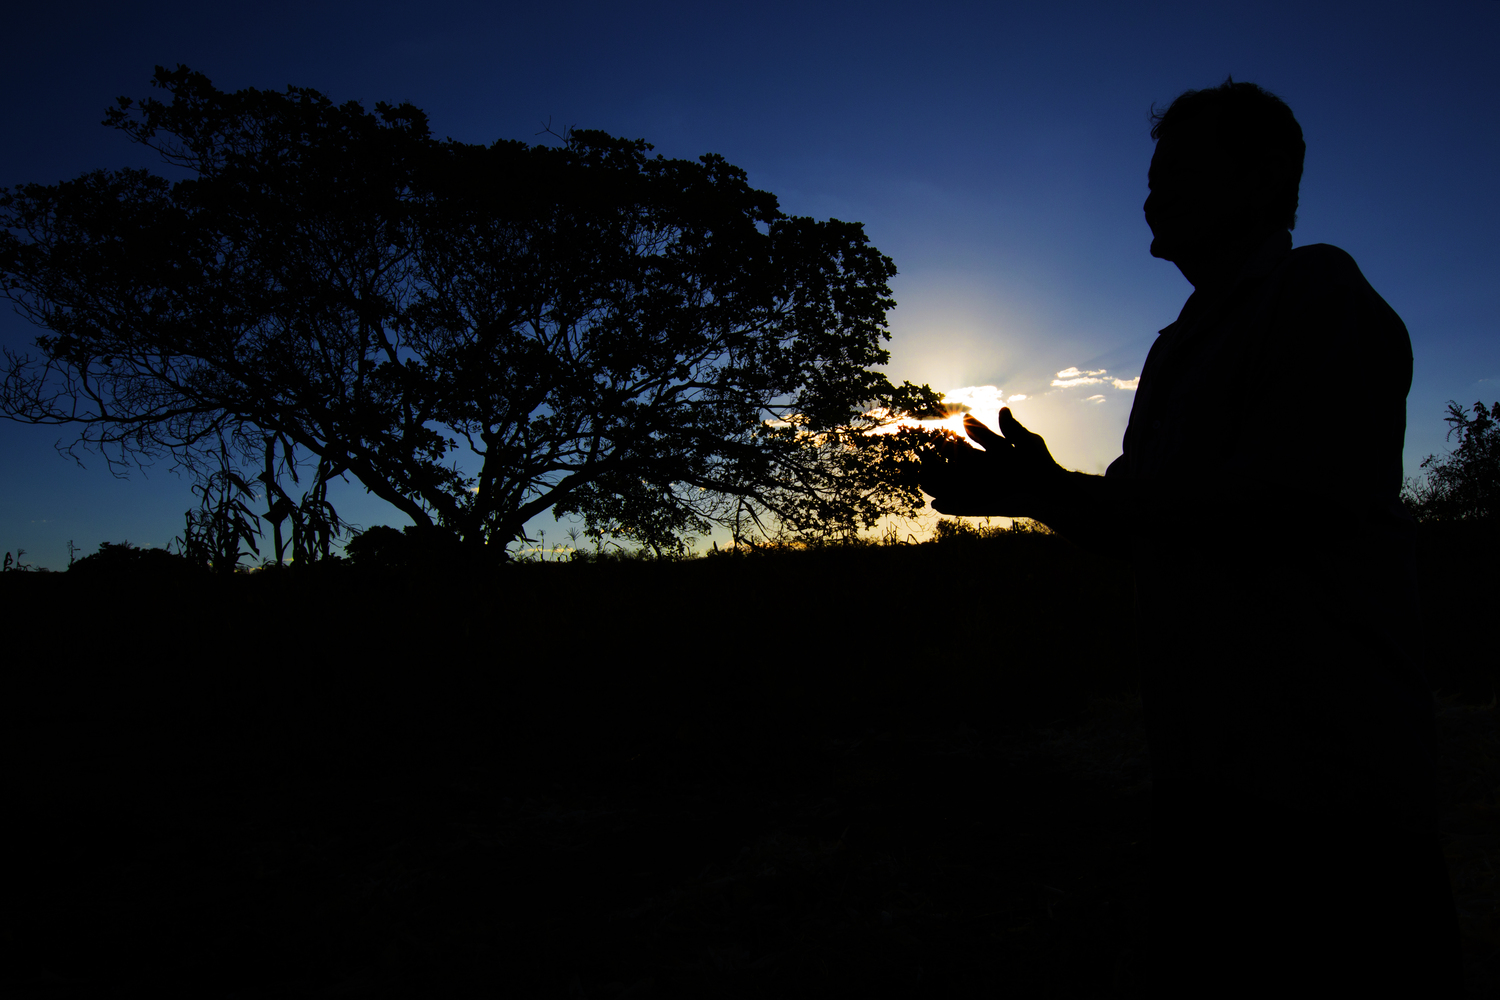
[920,430,967,462]
[918,461,950,497]
[963,414,1010,452]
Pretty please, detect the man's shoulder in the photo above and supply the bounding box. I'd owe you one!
[1273,242,1399,317]
[1281,243,1367,284]
[1259,242,1411,373]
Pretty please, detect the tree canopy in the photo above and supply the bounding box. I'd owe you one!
[1403,400,1499,526]
[1,66,943,562]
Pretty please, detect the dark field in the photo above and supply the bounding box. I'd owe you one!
[4,524,1496,998]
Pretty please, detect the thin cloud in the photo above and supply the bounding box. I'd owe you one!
[1084,394,1107,404]
[1050,367,1139,391]
[1052,366,1109,388]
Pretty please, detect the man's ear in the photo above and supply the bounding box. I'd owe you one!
[1239,150,1295,230]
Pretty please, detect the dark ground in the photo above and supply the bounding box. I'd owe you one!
[3,525,1495,998]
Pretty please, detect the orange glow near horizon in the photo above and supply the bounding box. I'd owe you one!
[868,385,1030,448]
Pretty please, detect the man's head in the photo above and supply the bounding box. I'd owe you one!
[1144,78,1305,274]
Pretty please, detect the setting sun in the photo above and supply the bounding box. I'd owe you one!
[869,385,1030,446]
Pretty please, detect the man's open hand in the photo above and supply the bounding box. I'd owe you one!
[919,408,1066,517]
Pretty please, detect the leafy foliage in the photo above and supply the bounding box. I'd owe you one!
[1,66,944,562]
[174,458,263,575]
[255,437,347,567]
[67,540,201,579]
[342,523,465,572]
[1403,400,1499,525]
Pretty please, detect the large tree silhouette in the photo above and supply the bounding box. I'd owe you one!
[1,66,942,559]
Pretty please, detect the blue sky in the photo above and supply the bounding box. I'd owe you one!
[3,1,1497,567]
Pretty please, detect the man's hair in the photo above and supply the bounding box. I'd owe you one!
[1150,76,1306,231]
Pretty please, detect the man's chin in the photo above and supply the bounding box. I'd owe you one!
[1149,235,1179,261]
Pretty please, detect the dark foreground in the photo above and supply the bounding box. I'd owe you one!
[4,526,1496,998]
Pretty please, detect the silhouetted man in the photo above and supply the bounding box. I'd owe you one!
[921,79,1462,997]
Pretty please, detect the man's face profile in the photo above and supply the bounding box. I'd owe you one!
[1144,135,1234,263]
[1145,132,1280,276]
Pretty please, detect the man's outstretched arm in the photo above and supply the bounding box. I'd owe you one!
[919,408,1124,550]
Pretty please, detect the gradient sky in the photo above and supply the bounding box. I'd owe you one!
[3,1,1497,568]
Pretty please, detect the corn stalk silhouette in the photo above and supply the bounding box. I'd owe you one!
[175,444,262,575]
[256,435,346,566]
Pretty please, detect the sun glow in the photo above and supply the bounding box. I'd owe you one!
[859,359,1141,484]
[867,384,1026,442]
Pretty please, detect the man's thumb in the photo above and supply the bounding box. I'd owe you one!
[999,408,1045,453]
[998,407,1031,437]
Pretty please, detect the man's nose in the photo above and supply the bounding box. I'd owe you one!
[1144,191,1161,227]
[1145,188,1189,225]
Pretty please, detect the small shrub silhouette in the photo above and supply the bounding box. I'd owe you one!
[344,523,467,572]
[68,541,203,580]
